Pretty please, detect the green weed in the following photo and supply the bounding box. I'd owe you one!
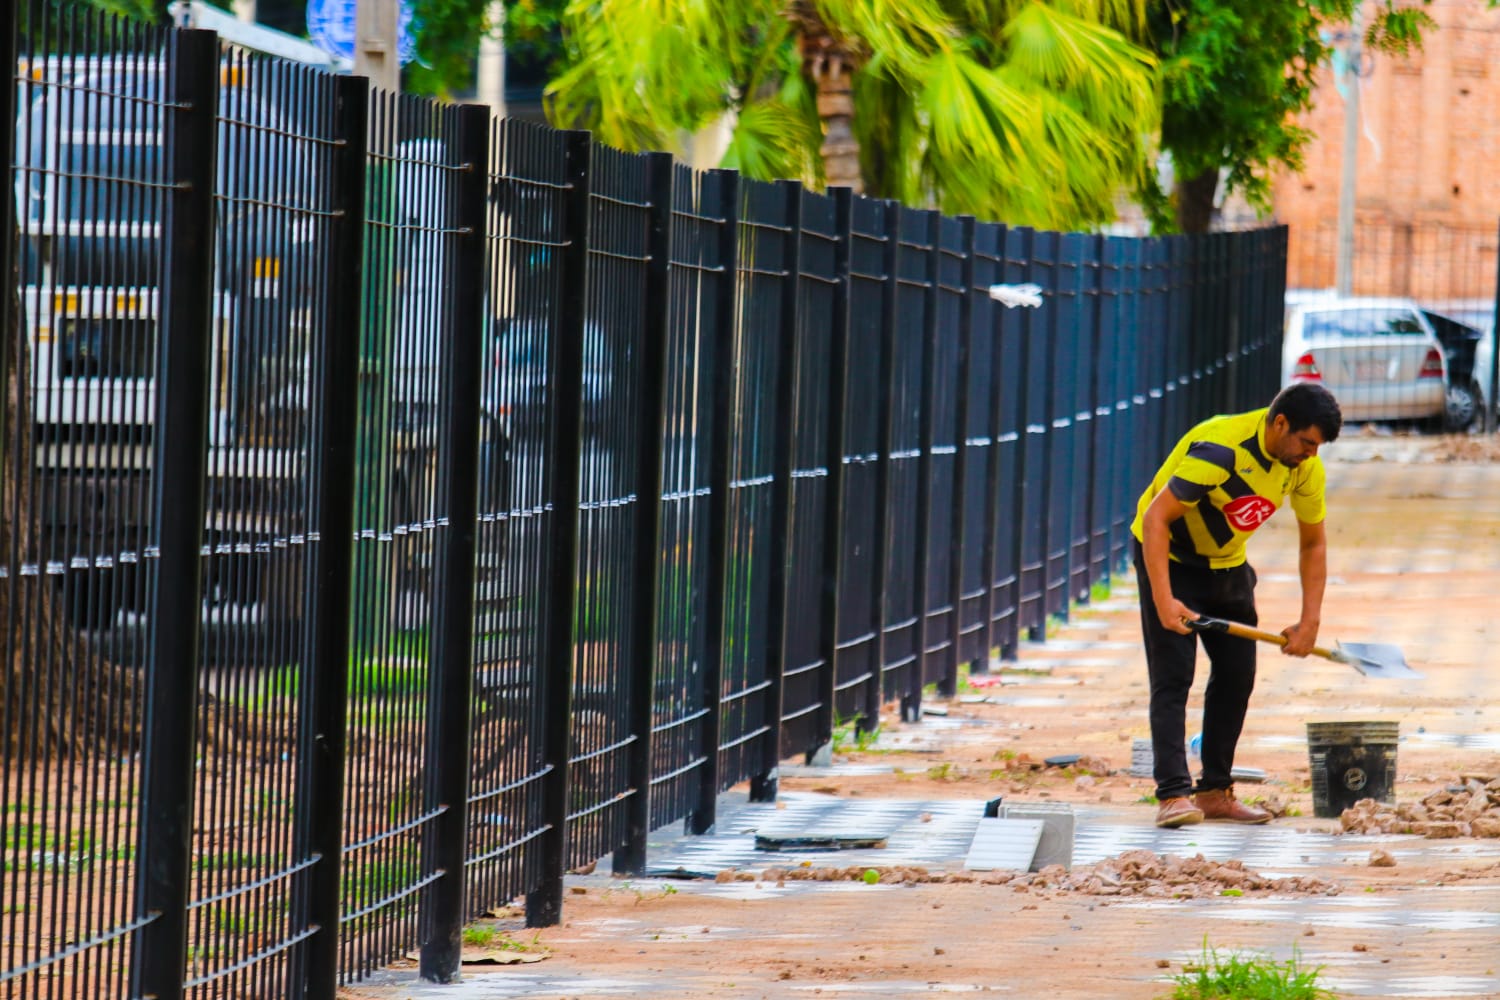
[462,924,498,947]
[831,713,880,754]
[1162,940,1337,999]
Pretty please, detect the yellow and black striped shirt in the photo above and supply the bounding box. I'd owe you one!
[1130,408,1326,569]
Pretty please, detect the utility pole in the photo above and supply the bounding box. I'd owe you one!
[475,0,507,116]
[355,0,400,93]
[1334,4,1363,297]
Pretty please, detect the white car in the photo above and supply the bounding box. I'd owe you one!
[1282,298,1448,424]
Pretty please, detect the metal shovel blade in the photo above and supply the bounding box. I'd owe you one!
[1331,641,1423,680]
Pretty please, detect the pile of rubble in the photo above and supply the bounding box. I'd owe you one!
[721,849,1337,898]
[1340,776,1500,838]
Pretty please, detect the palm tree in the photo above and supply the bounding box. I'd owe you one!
[544,0,1158,230]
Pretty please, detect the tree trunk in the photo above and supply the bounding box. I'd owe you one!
[1175,169,1220,235]
[806,49,862,193]
[790,6,862,193]
[3,222,140,763]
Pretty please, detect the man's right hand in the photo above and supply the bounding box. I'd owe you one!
[1156,597,1198,634]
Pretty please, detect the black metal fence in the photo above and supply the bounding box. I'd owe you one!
[1,4,1288,998]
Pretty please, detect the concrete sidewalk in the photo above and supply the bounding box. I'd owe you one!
[347,446,1500,1000]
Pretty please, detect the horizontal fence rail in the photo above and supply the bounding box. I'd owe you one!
[3,2,1294,997]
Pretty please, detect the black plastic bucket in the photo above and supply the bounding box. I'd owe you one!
[1306,721,1399,818]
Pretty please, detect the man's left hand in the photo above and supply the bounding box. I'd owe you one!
[1280,621,1319,657]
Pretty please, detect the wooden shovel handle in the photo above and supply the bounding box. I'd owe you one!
[1186,616,1341,662]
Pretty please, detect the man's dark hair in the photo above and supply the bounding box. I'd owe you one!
[1269,382,1342,443]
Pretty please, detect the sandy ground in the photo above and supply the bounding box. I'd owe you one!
[345,433,1500,1000]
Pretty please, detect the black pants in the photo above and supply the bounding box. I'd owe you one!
[1132,539,1258,801]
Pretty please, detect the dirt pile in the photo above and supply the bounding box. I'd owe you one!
[720,848,1338,899]
[1339,776,1500,838]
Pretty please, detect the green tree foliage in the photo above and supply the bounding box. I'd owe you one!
[544,0,1160,231]
[1145,0,1438,233]
[406,0,494,97]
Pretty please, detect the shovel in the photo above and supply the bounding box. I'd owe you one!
[1185,616,1423,680]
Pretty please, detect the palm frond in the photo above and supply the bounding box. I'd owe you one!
[720,97,825,186]
[815,0,957,70]
[1001,3,1157,136]
[1045,0,1148,39]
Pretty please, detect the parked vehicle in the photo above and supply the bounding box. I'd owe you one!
[14,51,320,648]
[1419,308,1499,431]
[1281,297,1447,425]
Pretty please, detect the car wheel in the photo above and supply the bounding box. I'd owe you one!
[1444,380,1480,432]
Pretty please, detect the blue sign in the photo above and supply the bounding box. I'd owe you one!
[306,0,418,66]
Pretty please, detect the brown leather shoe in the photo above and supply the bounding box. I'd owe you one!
[1194,786,1271,824]
[1154,796,1204,828]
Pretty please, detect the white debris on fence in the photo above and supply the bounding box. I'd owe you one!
[987,283,1044,309]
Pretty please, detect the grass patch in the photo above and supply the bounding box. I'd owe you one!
[831,715,880,754]
[1162,941,1336,999]
[459,924,549,952]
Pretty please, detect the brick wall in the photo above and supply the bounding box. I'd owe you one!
[1273,0,1500,301]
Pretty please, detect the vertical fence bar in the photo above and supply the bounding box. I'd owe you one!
[1066,233,1095,605]
[615,151,674,870]
[0,0,13,458]
[971,222,1002,669]
[527,129,591,928]
[943,217,975,689]
[690,169,739,834]
[419,103,491,981]
[292,72,368,1000]
[1018,230,1050,641]
[1086,234,1114,585]
[815,188,854,746]
[1489,217,1500,434]
[990,225,1030,661]
[750,179,803,800]
[865,203,901,731]
[836,197,891,733]
[901,211,936,721]
[131,26,218,1000]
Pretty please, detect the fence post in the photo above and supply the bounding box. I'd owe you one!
[289,72,367,1000]
[864,202,901,733]
[905,211,938,721]
[1488,217,1500,434]
[815,187,854,748]
[130,27,218,1000]
[613,151,674,871]
[0,0,15,459]
[419,103,492,980]
[748,179,803,801]
[945,217,975,688]
[527,129,591,928]
[690,169,739,834]
[974,223,1004,670]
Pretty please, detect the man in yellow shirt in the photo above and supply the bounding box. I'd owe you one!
[1130,383,1343,828]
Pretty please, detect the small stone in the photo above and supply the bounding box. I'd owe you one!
[1368,849,1396,868]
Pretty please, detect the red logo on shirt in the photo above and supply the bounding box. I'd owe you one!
[1223,495,1276,531]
